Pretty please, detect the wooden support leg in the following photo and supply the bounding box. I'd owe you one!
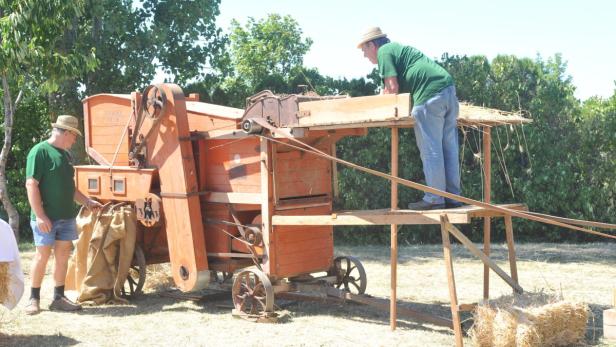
[440,215,464,347]
[390,127,399,331]
[504,216,519,285]
[483,217,491,300]
[482,126,492,300]
[444,219,524,294]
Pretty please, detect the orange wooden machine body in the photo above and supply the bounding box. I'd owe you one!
[77,84,540,343]
[76,84,362,292]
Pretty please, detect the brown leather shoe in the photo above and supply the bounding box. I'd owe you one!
[25,298,41,315]
[49,296,82,312]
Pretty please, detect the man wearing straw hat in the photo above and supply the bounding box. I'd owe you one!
[24,115,102,315]
[358,27,462,210]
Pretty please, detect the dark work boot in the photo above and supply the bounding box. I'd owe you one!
[407,200,445,210]
[446,201,466,209]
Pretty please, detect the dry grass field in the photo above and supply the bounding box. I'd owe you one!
[1,242,616,346]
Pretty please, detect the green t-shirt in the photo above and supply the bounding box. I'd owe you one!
[377,42,453,106]
[26,141,77,221]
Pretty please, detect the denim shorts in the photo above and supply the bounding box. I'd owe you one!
[30,219,78,246]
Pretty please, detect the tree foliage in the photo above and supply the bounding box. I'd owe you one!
[228,14,313,92]
[0,0,96,237]
[80,0,225,95]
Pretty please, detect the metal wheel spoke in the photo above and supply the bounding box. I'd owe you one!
[240,282,252,292]
[349,280,361,293]
[128,277,135,293]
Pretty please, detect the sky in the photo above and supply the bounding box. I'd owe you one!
[214,0,616,101]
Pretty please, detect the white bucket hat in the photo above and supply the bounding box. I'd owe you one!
[52,115,82,136]
[357,27,387,48]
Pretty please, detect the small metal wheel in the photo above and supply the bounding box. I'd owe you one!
[121,244,146,298]
[244,226,263,246]
[329,256,367,295]
[141,84,167,120]
[212,271,234,284]
[232,268,274,316]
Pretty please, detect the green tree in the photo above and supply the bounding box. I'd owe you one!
[226,14,313,100]
[46,0,226,118]
[0,0,96,238]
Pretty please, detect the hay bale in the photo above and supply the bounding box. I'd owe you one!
[143,264,174,293]
[523,301,588,346]
[470,292,589,347]
[492,309,517,347]
[470,305,496,347]
[0,262,8,304]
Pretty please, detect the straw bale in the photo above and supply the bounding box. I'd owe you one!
[524,301,588,346]
[492,309,517,347]
[0,263,8,304]
[470,306,496,347]
[143,264,174,293]
[470,292,589,347]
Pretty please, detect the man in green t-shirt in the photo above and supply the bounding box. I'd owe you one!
[24,115,102,315]
[358,27,462,210]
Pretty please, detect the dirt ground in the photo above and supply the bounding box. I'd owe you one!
[1,242,616,346]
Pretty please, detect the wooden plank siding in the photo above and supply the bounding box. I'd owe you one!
[270,205,333,278]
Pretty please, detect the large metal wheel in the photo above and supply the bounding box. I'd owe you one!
[121,244,146,298]
[329,256,367,295]
[232,268,274,316]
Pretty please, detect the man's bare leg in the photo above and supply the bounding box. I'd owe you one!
[26,245,52,315]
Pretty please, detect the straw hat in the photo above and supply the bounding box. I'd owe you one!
[357,27,387,48]
[52,115,82,136]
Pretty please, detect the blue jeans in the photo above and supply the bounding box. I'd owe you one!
[31,219,78,246]
[411,85,461,205]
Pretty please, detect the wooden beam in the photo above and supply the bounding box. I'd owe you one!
[440,215,463,347]
[443,218,523,294]
[483,126,492,300]
[271,210,469,226]
[390,127,399,330]
[306,119,414,131]
[325,287,453,329]
[467,203,527,217]
[185,100,244,119]
[524,211,616,230]
[332,141,339,199]
[206,252,260,259]
[504,216,519,285]
[193,127,307,140]
[86,147,112,166]
[203,192,262,204]
[298,93,411,128]
[458,303,478,312]
[260,137,273,274]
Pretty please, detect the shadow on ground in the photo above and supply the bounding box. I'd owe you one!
[0,334,79,347]
[337,243,616,265]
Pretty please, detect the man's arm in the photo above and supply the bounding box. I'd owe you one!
[25,178,52,233]
[383,77,399,94]
[74,189,103,211]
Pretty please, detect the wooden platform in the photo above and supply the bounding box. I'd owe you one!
[294,94,530,130]
[272,203,527,226]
